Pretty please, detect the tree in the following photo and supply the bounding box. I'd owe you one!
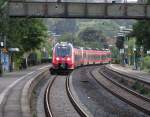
[0,0,8,35]
[0,0,6,9]
[116,36,124,49]
[78,27,107,48]
[6,18,48,68]
[7,18,48,52]
[59,33,75,43]
[58,33,86,47]
[52,19,78,35]
[133,20,150,51]
[0,3,49,70]
[79,27,103,42]
[132,0,150,51]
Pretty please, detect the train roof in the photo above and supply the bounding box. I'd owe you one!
[55,42,73,47]
[54,43,111,54]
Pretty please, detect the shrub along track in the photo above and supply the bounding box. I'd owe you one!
[105,65,150,96]
[91,66,150,116]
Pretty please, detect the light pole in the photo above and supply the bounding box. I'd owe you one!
[133,46,137,70]
[140,46,143,70]
[0,40,4,76]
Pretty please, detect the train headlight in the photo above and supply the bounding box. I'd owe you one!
[56,57,60,61]
[67,57,71,61]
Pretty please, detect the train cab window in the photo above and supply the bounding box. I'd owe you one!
[55,45,71,57]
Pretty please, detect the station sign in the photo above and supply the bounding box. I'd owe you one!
[120,49,124,54]
[9,48,20,52]
[147,50,150,54]
[124,45,128,49]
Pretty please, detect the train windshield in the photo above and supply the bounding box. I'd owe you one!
[55,45,71,57]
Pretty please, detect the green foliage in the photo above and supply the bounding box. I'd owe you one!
[111,47,118,58]
[132,81,149,95]
[78,27,104,42]
[58,32,103,49]
[133,20,150,50]
[128,38,136,50]
[35,50,42,62]
[41,40,52,58]
[0,0,6,9]
[116,36,124,49]
[143,56,150,69]
[47,19,135,38]
[58,33,83,47]
[13,53,23,70]
[59,33,75,43]
[78,20,120,37]
[0,17,49,69]
[7,18,48,53]
[52,19,78,35]
[78,27,106,48]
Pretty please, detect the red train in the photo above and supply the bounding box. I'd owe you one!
[50,42,111,74]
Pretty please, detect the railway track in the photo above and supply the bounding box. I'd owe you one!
[103,66,150,99]
[90,66,150,116]
[44,75,88,117]
[105,65,150,88]
[44,76,57,117]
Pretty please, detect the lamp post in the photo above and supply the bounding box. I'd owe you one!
[0,41,4,76]
[133,46,137,70]
[140,46,143,70]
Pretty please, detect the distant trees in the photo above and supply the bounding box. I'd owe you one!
[52,19,78,35]
[78,27,103,42]
[78,27,107,49]
[58,33,75,44]
[116,36,124,49]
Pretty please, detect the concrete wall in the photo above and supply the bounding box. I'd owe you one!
[8,2,150,19]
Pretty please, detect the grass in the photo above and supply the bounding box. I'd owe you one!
[132,81,150,96]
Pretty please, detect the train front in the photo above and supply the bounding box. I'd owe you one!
[51,43,74,74]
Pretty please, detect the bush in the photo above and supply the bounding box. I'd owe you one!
[143,56,150,69]
[111,58,120,64]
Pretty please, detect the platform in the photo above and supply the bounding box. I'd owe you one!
[107,64,150,83]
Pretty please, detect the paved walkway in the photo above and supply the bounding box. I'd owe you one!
[107,64,150,83]
[0,64,50,94]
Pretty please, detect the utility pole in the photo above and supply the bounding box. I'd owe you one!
[133,46,137,70]
[0,33,4,76]
[140,46,143,70]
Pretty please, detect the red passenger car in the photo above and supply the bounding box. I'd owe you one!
[50,42,111,74]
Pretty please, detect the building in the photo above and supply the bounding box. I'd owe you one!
[138,0,147,3]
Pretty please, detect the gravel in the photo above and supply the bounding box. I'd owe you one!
[71,66,150,117]
[49,76,80,117]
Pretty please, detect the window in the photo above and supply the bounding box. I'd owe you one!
[55,45,71,57]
